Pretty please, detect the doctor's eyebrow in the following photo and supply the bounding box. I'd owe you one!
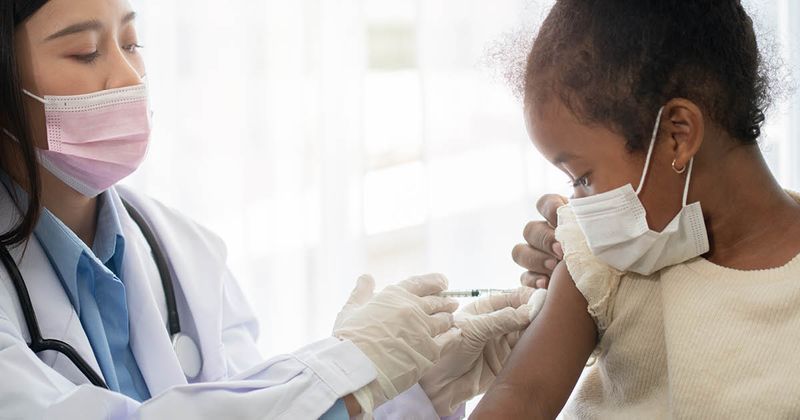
[44,12,137,41]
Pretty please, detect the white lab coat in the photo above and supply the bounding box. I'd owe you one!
[0,184,443,419]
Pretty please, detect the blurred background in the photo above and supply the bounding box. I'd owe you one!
[126,0,800,395]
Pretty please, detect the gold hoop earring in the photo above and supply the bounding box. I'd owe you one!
[672,159,686,174]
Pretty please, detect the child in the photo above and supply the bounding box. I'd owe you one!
[472,1,800,418]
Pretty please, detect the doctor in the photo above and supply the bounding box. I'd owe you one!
[0,0,539,418]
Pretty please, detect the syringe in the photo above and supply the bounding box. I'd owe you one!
[438,289,517,298]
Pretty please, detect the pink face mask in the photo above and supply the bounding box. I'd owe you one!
[22,84,152,197]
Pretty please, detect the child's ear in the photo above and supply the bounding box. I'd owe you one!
[663,98,704,170]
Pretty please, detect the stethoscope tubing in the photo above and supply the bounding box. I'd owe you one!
[121,199,181,336]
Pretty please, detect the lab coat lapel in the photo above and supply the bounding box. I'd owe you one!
[116,185,229,383]
[110,188,188,396]
[21,239,105,386]
[0,185,102,386]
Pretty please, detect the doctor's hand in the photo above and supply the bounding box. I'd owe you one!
[333,274,458,415]
[419,287,547,416]
[513,194,568,289]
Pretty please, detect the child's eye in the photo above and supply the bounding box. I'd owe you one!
[123,43,144,53]
[569,173,591,188]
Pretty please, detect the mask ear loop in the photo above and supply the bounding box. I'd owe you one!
[636,106,665,195]
[681,157,694,207]
[21,89,47,104]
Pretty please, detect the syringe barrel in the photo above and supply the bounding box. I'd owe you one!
[438,289,515,298]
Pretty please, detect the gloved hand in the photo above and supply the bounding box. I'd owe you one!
[333,274,459,416]
[419,287,548,416]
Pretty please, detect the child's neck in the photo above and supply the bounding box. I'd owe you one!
[700,145,800,271]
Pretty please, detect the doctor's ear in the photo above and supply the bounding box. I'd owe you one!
[662,98,704,171]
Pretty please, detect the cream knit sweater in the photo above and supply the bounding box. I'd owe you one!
[554,192,800,419]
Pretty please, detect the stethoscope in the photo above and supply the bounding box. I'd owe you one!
[0,198,202,389]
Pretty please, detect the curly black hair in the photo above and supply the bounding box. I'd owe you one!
[523,0,773,151]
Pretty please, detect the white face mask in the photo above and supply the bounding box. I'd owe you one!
[564,107,710,275]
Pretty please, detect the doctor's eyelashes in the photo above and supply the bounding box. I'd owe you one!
[73,51,101,64]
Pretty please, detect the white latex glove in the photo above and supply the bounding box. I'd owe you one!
[419,287,548,416]
[333,274,459,416]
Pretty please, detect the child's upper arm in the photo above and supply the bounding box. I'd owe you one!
[471,261,598,419]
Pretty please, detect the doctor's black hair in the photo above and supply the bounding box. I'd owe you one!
[523,0,773,151]
[0,0,49,248]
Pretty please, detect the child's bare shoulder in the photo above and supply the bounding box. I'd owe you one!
[546,261,593,318]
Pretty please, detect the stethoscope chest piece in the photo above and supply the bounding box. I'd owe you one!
[172,332,202,380]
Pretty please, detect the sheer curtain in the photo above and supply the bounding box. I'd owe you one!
[126,0,800,366]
